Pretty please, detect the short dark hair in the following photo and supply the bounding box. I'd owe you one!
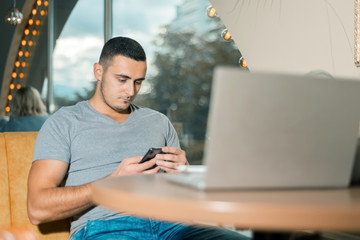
[99,36,146,71]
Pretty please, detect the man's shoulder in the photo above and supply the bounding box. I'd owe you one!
[132,104,166,117]
[38,101,90,136]
[52,101,89,117]
[43,101,90,127]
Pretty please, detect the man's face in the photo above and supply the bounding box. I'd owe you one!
[97,55,147,113]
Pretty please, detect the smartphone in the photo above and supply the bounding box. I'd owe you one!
[139,148,164,169]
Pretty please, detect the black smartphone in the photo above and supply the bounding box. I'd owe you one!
[139,148,164,169]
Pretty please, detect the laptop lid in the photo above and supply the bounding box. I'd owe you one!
[200,67,360,189]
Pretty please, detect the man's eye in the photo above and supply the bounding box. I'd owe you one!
[135,81,142,85]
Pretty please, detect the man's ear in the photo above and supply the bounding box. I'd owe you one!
[93,63,103,81]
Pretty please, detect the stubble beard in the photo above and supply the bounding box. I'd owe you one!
[100,78,132,114]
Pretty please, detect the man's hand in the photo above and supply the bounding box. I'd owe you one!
[110,156,160,177]
[154,147,188,173]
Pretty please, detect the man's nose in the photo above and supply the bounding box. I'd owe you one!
[126,82,135,96]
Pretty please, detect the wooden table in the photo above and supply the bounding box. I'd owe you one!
[91,174,360,238]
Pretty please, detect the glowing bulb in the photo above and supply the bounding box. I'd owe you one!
[10,83,15,90]
[19,73,24,78]
[40,10,45,16]
[239,57,247,68]
[24,29,29,35]
[12,72,17,78]
[206,5,216,18]
[16,84,21,89]
[18,51,23,57]
[32,30,37,36]
[21,40,26,46]
[36,20,40,26]
[44,1,48,7]
[221,29,232,41]
[8,95,12,101]
[15,61,20,67]
[37,0,42,6]
[24,51,29,57]
[28,19,33,25]
[32,9,37,15]
[22,62,26,67]
[5,106,10,113]
[28,40,33,46]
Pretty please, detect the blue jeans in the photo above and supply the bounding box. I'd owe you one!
[73,216,250,240]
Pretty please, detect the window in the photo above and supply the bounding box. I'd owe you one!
[113,0,242,164]
[52,0,243,163]
[53,0,103,110]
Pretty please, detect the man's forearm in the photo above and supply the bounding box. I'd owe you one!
[28,183,94,224]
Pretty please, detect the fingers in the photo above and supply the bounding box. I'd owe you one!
[112,156,158,177]
[155,158,177,169]
[112,147,188,177]
[156,147,188,167]
[143,166,161,174]
[137,158,158,171]
[156,161,181,174]
[123,156,157,171]
[161,146,185,156]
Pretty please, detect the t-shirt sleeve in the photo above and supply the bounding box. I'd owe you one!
[33,109,73,163]
[164,117,181,149]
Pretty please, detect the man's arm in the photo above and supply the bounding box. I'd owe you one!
[27,159,93,224]
[27,156,159,224]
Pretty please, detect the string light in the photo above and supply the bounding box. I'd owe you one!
[239,57,247,68]
[221,29,232,41]
[6,0,49,113]
[206,5,216,18]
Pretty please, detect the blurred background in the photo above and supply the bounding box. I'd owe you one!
[0,0,246,164]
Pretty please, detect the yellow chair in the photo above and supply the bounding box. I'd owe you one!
[0,132,70,240]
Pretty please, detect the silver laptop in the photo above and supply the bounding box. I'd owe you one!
[163,67,360,190]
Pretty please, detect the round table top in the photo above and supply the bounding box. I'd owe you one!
[91,174,360,232]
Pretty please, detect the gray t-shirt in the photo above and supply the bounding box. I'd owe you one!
[33,101,180,239]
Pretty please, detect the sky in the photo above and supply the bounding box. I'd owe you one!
[53,0,183,99]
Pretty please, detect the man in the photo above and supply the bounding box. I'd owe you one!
[27,37,249,240]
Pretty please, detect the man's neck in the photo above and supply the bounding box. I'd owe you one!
[88,97,131,123]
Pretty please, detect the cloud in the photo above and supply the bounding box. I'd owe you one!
[60,0,103,37]
[52,0,186,98]
[53,35,103,88]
